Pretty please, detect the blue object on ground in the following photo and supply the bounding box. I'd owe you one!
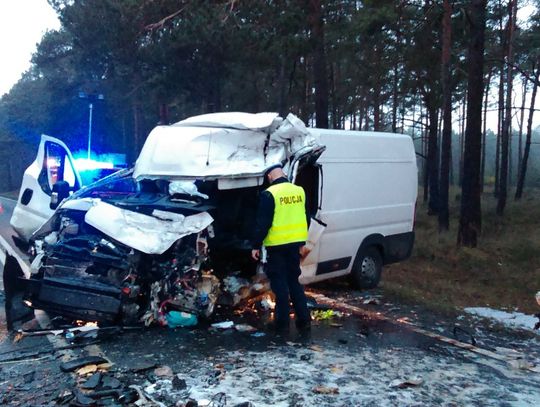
[166,311,198,328]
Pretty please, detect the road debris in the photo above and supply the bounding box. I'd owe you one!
[76,364,98,376]
[129,384,168,407]
[308,292,540,374]
[212,321,235,330]
[60,356,109,372]
[312,309,340,321]
[389,377,424,389]
[363,297,382,305]
[234,324,257,333]
[56,389,74,404]
[312,385,339,394]
[80,372,102,389]
[154,365,174,378]
[165,311,198,328]
[172,375,187,390]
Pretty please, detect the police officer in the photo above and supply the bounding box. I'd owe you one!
[251,164,311,333]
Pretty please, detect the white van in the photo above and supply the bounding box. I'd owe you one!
[3,112,417,326]
[292,129,417,288]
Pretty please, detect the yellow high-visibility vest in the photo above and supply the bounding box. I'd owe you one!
[263,182,308,247]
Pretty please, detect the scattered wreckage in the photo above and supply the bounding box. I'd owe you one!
[4,113,324,327]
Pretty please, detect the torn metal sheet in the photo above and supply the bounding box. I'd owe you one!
[133,112,320,181]
[168,181,209,199]
[84,201,213,255]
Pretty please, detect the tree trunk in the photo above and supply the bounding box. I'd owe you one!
[515,63,539,199]
[517,77,527,172]
[459,95,466,186]
[438,0,453,231]
[481,70,492,192]
[458,0,486,248]
[495,67,504,196]
[423,108,429,203]
[494,4,506,197]
[132,100,142,161]
[158,103,169,125]
[278,56,288,118]
[392,63,399,132]
[300,57,309,124]
[497,0,517,216]
[427,103,439,215]
[308,0,329,128]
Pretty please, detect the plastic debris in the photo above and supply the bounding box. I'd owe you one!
[166,311,198,328]
[389,377,424,388]
[363,297,381,305]
[259,298,275,311]
[312,309,336,321]
[251,332,266,338]
[97,362,113,371]
[77,364,98,376]
[81,372,102,389]
[61,356,109,373]
[154,365,174,378]
[211,321,235,329]
[56,389,74,404]
[312,385,339,394]
[235,324,257,333]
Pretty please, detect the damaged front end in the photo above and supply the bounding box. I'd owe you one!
[25,204,221,326]
[18,112,321,327]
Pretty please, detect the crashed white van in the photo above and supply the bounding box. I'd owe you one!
[4,112,417,326]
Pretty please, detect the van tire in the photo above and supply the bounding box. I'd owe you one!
[3,256,33,330]
[351,246,382,289]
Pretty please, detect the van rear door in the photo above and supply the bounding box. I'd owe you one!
[288,147,326,280]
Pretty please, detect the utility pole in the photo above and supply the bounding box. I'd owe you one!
[78,92,104,160]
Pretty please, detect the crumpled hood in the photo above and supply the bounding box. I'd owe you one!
[85,201,214,255]
[133,112,320,181]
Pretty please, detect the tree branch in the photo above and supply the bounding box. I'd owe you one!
[145,7,186,31]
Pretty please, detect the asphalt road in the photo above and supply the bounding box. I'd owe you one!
[0,196,539,406]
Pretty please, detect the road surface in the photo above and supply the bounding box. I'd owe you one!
[0,196,539,406]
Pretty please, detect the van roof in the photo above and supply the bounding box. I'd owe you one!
[133,113,321,181]
[309,128,416,162]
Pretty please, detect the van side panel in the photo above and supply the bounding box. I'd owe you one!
[307,130,417,281]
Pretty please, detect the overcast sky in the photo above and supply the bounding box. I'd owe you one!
[0,0,60,96]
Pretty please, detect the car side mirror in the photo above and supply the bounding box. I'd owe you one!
[50,180,70,210]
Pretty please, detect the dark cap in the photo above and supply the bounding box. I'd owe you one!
[263,163,283,178]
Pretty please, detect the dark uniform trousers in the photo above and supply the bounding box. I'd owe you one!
[265,244,311,328]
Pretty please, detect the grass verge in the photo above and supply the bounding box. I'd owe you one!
[383,187,540,315]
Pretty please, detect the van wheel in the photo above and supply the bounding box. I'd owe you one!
[3,256,33,330]
[351,246,382,289]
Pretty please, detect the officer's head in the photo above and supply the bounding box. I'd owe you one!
[264,163,285,183]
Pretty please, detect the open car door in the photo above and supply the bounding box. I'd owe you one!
[288,146,327,282]
[11,135,81,241]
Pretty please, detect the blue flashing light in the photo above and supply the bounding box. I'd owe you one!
[73,157,115,172]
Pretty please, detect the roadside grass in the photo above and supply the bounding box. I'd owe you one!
[383,187,540,315]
